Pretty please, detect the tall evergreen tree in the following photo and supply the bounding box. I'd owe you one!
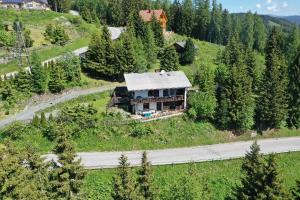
[181,0,194,36]
[287,48,300,128]
[286,25,300,63]
[241,11,254,49]
[143,25,157,63]
[193,0,210,40]
[216,34,255,132]
[253,14,266,53]
[208,0,221,44]
[160,46,179,72]
[180,38,196,65]
[49,131,85,200]
[112,154,137,200]
[256,28,288,130]
[15,69,32,93]
[137,152,155,200]
[170,0,184,35]
[150,15,164,47]
[31,52,47,94]
[221,9,231,45]
[48,61,65,93]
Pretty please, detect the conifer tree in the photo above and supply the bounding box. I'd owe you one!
[143,25,157,64]
[15,69,32,93]
[49,131,85,200]
[233,141,265,199]
[256,28,288,130]
[253,14,266,53]
[221,9,231,45]
[112,154,137,200]
[208,0,221,44]
[160,46,179,72]
[150,15,164,47]
[31,52,47,94]
[180,38,196,65]
[24,29,34,48]
[182,0,194,36]
[137,152,155,200]
[287,48,300,128]
[193,0,210,40]
[48,61,65,93]
[40,112,47,128]
[286,25,300,64]
[171,0,184,35]
[241,11,254,49]
[216,34,255,132]
[32,115,40,127]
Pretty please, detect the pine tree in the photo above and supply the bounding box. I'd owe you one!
[137,152,155,200]
[40,112,47,128]
[32,115,40,127]
[15,69,32,93]
[241,11,254,49]
[286,25,300,64]
[170,0,184,35]
[233,141,265,199]
[193,0,210,40]
[48,61,65,93]
[221,9,231,45]
[182,0,194,36]
[143,25,157,64]
[244,48,260,92]
[287,49,300,128]
[216,34,255,132]
[208,0,221,44]
[262,154,288,199]
[31,52,47,94]
[160,46,179,72]
[150,15,164,47]
[180,38,196,65]
[49,131,85,200]
[256,28,288,130]
[253,14,266,53]
[112,154,137,200]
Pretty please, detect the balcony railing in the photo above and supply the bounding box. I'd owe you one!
[131,95,184,104]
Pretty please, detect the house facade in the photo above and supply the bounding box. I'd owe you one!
[0,0,50,10]
[124,71,191,116]
[139,9,168,33]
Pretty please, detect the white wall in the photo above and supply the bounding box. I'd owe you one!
[149,102,157,110]
[136,103,144,113]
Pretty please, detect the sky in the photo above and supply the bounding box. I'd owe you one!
[218,0,300,16]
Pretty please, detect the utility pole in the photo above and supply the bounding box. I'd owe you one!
[14,20,30,68]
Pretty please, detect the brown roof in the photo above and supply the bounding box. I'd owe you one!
[139,9,166,22]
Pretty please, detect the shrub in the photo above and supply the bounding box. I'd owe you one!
[130,123,154,138]
[1,122,27,140]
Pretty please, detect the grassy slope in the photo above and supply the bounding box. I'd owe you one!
[0,9,97,74]
[84,152,300,200]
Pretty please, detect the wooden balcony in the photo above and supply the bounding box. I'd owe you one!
[131,95,184,104]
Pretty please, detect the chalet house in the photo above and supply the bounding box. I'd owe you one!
[139,9,168,33]
[0,0,50,10]
[123,71,191,117]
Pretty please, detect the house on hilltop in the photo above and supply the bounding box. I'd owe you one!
[110,71,191,119]
[139,9,168,33]
[0,0,50,10]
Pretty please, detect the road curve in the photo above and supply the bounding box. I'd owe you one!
[45,137,300,169]
[0,85,115,128]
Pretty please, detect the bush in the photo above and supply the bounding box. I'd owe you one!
[129,122,154,138]
[1,122,27,140]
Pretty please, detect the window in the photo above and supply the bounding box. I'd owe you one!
[143,103,149,110]
[170,89,176,96]
[148,90,159,97]
[163,89,169,97]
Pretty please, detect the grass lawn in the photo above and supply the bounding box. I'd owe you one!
[2,91,300,153]
[83,151,300,200]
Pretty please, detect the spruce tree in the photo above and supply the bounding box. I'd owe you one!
[208,0,221,44]
[143,25,157,64]
[48,61,65,93]
[253,14,266,53]
[180,38,196,65]
[287,49,300,128]
[137,152,155,200]
[216,34,255,132]
[40,112,47,128]
[150,15,164,47]
[32,115,40,127]
[256,28,288,130]
[193,0,210,40]
[112,154,137,200]
[221,9,231,45]
[241,11,254,49]
[31,52,47,94]
[286,25,300,63]
[15,69,32,93]
[233,141,265,199]
[49,130,85,200]
[182,0,194,36]
[160,46,179,72]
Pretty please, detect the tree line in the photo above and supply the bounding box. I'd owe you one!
[188,25,300,133]
[0,53,81,114]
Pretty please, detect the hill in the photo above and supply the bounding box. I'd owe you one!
[281,15,300,25]
[0,9,97,74]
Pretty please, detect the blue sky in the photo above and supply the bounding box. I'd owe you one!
[218,0,300,16]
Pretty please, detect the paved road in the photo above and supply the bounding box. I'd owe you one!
[0,85,115,128]
[45,137,300,169]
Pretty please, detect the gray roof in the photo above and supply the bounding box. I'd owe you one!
[124,71,192,91]
[108,27,126,40]
[175,41,199,49]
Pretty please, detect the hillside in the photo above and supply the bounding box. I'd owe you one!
[281,15,300,25]
[0,9,97,74]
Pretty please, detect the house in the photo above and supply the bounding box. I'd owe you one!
[124,71,192,117]
[173,41,199,54]
[0,0,50,10]
[139,9,168,33]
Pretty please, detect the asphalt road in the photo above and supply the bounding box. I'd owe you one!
[0,85,115,128]
[45,137,300,169]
